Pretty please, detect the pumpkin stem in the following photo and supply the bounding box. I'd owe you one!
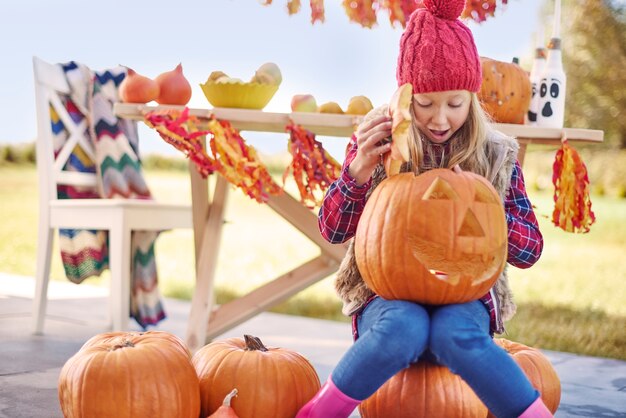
[223,388,238,406]
[244,335,269,352]
[110,338,135,351]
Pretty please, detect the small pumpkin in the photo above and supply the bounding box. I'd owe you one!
[192,334,320,418]
[489,339,561,417]
[355,168,507,305]
[208,389,240,418]
[359,361,487,418]
[58,331,201,418]
[478,57,531,124]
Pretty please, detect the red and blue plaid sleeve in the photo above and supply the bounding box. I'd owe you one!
[504,161,543,268]
[318,139,372,243]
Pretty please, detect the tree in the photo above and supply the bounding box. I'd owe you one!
[558,0,626,148]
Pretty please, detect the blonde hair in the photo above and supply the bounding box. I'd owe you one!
[406,93,493,177]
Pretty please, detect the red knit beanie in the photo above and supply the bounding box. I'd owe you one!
[396,0,482,93]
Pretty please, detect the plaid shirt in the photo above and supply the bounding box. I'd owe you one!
[319,140,543,334]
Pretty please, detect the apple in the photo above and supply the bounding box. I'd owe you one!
[318,101,344,114]
[291,94,318,112]
[346,95,373,115]
[251,62,282,85]
[207,71,228,82]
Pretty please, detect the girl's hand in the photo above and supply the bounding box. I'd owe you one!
[349,115,393,185]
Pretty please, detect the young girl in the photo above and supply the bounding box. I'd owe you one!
[296,1,551,418]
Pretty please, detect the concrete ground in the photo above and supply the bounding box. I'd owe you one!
[0,272,624,418]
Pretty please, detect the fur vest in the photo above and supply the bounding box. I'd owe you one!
[334,105,520,334]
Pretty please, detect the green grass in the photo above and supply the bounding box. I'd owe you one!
[1,164,624,360]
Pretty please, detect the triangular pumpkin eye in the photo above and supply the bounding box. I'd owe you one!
[474,181,498,203]
[458,208,485,237]
[423,177,459,201]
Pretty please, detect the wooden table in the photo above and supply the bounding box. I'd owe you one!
[115,103,603,352]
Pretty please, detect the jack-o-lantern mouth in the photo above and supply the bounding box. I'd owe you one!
[429,270,459,285]
[409,234,505,287]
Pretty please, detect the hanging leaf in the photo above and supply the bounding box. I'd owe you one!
[284,122,342,208]
[461,0,508,23]
[287,0,301,14]
[552,137,596,233]
[310,0,326,23]
[384,0,421,27]
[143,108,218,177]
[342,0,378,28]
[208,118,283,203]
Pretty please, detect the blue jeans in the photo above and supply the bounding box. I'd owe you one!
[332,297,539,418]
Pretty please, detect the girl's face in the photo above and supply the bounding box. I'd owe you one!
[412,90,472,144]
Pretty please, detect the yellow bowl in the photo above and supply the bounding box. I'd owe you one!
[199,80,279,110]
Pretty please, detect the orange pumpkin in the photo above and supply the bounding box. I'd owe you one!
[58,331,201,418]
[192,334,320,418]
[489,339,561,417]
[355,168,507,305]
[479,57,531,124]
[359,361,487,418]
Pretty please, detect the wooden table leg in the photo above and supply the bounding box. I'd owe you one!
[518,143,528,167]
[186,175,229,353]
[203,190,349,342]
[188,158,209,267]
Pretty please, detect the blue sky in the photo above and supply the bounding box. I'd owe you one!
[0,0,545,158]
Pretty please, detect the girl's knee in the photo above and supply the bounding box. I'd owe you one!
[375,301,430,362]
[429,304,490,362]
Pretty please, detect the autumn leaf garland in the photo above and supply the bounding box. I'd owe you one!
[284,121,342,208]
[144,108,282,203]
[143,109,339,206]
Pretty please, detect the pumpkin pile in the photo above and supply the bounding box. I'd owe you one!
[58,332,321,418]
[119,63,192,105]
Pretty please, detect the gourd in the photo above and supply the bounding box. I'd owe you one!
[155,63,192,105]
[119,67,159,104]
[354,168,507,305]
[359,361,487,418]
[58,331,200,418]
[479,57,532,124]
[192,334,320,418]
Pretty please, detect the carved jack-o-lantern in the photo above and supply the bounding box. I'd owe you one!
[354,169,507,305]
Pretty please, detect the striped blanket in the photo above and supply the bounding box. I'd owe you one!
[53,61,165,328]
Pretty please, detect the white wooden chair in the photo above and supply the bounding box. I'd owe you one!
[32,56,193,333]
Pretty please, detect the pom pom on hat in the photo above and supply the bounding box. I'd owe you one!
[423,0,466,21]
[396,0,482,94]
